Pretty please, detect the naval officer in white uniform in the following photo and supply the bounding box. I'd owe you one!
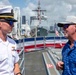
[0,6,21,75]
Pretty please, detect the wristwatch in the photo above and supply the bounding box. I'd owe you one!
[16,72,22,75]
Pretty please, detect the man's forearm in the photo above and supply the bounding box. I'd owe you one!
[14,63,21,75]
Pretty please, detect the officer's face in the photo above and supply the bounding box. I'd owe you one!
[0,19,14,34]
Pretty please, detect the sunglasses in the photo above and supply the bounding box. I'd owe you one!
[0,19,14,26]
[63,24,71,29]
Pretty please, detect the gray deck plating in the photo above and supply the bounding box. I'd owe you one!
[25,48,63,75]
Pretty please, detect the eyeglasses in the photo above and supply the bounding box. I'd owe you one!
[0,19,14,26]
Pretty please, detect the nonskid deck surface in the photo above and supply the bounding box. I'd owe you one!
[24,48,62,75]
[25,50,47,75]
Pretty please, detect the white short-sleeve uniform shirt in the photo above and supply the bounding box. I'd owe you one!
[0,36,19,75]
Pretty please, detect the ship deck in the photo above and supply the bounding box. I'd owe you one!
[25,48,62,75]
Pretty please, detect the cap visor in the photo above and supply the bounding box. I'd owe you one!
[11,18,17,22]
[8,18,17,22]
[57,23,64,27]
[57,22,75,27]
[4,18,17,22]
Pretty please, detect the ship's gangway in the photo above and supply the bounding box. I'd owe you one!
[15,36,67,75]
[17,38,63,75]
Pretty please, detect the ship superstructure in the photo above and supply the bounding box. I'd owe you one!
[30,0,47,37]
[30,0,47,24]
[21,16,31,38]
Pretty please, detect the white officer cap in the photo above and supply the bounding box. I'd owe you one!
[0,5,17,22]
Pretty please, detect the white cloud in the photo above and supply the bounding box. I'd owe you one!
[21,0,76,26]
[1,0,76,27]
[0,0,11,6]
[22,3,36,21]
[64,0,76,4]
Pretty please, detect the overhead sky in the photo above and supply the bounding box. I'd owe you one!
[0,0,76,28]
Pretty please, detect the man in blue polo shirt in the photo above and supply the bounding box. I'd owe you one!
[56,16,76,75]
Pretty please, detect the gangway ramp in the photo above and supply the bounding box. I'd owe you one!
[48,49,62,64]
[48,48,62,60]
[48,48,62,74]
[25,48,62,75]
[42,52,61,75]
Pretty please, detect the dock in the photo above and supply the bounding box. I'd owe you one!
[25,48,63,75]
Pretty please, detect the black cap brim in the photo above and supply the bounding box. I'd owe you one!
[10,18,17,22]
[57,22,76,27]
[57,23,64,27]
[0,17,17,22]
[5,18,17,22]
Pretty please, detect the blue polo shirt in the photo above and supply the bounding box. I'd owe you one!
[62,40,76,75]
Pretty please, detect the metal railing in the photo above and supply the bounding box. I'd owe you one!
[17,39,25,75]
[24,36,67,50]
[15,36,67,75]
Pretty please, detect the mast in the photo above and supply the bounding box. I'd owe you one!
[30,0,47,25]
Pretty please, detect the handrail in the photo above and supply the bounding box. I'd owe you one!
[17,39,25,75]
[15,36,67,43]
[15,36,68,52]
[15,36,67,75]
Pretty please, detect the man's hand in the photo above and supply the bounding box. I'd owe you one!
[56,61,64,70]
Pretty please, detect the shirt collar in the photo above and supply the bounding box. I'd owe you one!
[74,41,76,47]
[67,40,76,47]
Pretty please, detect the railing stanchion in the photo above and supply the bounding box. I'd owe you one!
[18,39,25,75]
[35,37,36,49]
[23,38,25,75]
[43,36,46,49]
